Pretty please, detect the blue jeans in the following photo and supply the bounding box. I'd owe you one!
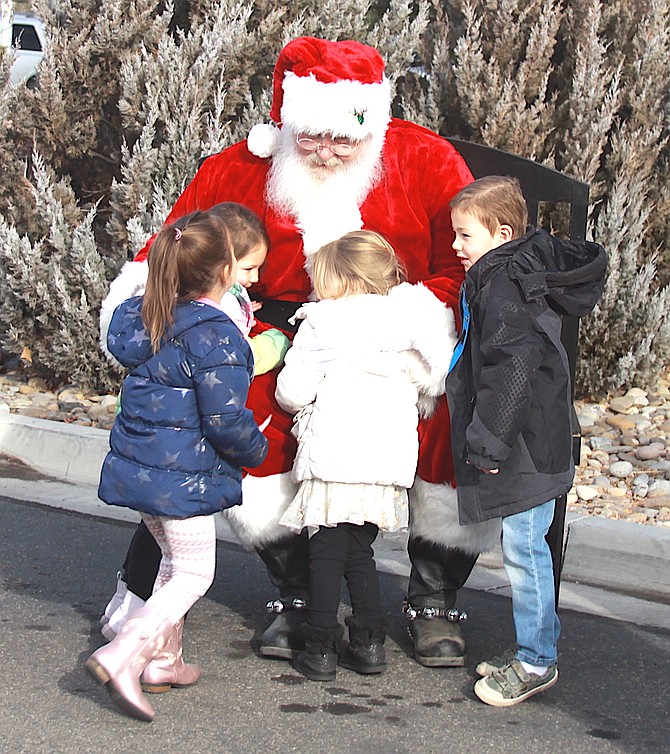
[502,499,560,667]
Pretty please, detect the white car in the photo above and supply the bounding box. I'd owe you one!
[2,12,46,87]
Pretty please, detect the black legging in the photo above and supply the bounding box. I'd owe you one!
[123,518,383,623]
[122,521,161,600]
[307,522,381,629]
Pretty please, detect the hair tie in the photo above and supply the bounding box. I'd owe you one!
[175,227,183,241]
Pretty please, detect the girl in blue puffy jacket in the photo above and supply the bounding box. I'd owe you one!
[86,209,269,722]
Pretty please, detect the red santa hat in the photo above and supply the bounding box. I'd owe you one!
[247,37,392,159]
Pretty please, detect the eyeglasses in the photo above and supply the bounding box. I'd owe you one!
[296,136,358,157]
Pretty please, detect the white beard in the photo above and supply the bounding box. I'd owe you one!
[266,129,385,259]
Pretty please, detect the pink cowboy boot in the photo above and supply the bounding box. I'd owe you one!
[85,604,172,722]
[141,619,200,693]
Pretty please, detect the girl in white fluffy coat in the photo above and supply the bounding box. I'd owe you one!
[275,230,456,682]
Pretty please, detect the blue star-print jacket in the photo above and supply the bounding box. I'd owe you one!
[98,296,268,518]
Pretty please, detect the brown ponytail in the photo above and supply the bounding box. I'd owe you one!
[142,210,238,352]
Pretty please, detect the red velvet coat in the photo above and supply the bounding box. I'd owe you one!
[135,118,473,484]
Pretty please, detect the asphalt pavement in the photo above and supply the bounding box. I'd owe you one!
[0,412,669,753]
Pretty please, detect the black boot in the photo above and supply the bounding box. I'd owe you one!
[257,533,310,660]
[406,537,477,667]
[405,605,468,667]
[292,624,344,682]
[338,615,387,675]
[260,597,307,659]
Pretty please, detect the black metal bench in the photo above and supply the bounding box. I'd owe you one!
[447,137,590,604]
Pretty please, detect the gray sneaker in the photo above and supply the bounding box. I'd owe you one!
[474,658,558,707]
[475,648,516,677]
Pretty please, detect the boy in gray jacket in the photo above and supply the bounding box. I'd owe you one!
[446,176,606,706]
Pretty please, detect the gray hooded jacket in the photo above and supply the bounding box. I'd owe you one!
[446,227,607,524]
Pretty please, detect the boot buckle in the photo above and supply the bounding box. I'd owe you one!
[446,608,468,623]
[402,600,419,620]
[403,601,468,622]
[265,597,307,614]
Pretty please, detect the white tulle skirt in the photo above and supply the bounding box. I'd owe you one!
[279,478,409,536]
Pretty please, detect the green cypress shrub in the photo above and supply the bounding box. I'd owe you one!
[0,0,668,398]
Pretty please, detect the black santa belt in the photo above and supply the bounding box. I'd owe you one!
[253,297,305,334]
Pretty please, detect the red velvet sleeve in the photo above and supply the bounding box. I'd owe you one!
[402,122,473,310]
[378,121,473,486]
[422,142,473,309]
[366,120,473,315]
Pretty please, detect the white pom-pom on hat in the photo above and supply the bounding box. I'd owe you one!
[247,123,282,159]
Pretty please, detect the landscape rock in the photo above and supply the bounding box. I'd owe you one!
[2,361,670,528]
[610,461,634,478]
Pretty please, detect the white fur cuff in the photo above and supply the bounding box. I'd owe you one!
[409,477,500,555]
[225,472,299,549]
[99,260,149,362]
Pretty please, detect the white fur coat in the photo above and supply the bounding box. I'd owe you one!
[275,283,454,488]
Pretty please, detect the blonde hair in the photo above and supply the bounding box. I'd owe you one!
[311,230,406,299]
[142,210,235,352]
[450,175,529,239]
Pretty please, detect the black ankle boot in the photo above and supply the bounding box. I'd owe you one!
[338,615,388,675]
[260,598,307,660]
[292,624,344,682]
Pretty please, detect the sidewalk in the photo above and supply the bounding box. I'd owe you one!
[2,410,670,630]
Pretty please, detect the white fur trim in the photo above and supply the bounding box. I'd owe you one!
[247,123,281,159]
[389,283,457,407]
[99,260,148,362]
[224,472,299,550]
[226,473,501,555]
[281,72,392,140]
[409,478,500,555]
[409,287,457,385]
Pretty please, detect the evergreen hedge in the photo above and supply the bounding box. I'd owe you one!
[1,0,668,397]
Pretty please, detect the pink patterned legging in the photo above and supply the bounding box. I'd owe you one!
[141,513,217,627]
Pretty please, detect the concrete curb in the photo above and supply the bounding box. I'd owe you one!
[2,411,670,603]
[562,515,670,599]
[0,410,109,485]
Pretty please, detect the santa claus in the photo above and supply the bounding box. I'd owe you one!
[100,36,499,669]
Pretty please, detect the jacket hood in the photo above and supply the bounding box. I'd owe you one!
[291,282,456,372]
[469,227,607,317]
[107,296,228,368]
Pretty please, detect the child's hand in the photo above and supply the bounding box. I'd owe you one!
[467,460,499,475]
[258,414,272,433]
[251,300,263,312]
